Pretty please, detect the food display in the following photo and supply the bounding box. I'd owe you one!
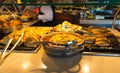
[53,21,82,32]
[0,13,119,53]
[0,18,22,34]
[42,32,84,56]
[82,26,120,52]
[42,32,84,45]
[0,27,52,48]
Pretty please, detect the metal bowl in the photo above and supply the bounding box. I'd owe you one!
[41,32,84,57]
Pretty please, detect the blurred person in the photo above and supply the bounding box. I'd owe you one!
[24,0,56,26]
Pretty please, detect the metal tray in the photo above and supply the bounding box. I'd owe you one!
[0,43,41,53]
[84,30,120,53]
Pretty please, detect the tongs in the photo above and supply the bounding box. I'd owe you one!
[75,30,94,36]
[0,32,24,62]
[0,6,17,19]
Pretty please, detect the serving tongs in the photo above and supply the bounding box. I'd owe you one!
[0,6,17,19]
[75,30,94,36]
[0,31,24,63]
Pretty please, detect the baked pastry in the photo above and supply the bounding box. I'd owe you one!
[95,38,108,42]
[91,29,102,35]
[95,37,110,46]
[84,37,95,44]
[83,34,91,37]
[0,27,51,47]
[95,41,110,47]
[9,19,22,26]
[54,21,82,32]
[95,35,105,38]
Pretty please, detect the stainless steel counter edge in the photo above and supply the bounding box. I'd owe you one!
[80,19,120,25]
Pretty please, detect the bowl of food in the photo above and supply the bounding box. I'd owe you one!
[41,32,85,56]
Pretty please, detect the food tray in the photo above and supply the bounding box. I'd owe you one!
[0,43,41,53]
[83,27,120,53]
[0,27,52,53]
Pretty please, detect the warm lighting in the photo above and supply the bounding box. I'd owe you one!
[22,62,29,69]
[17,0,21,4]
[41,63,47,69]
[83,64,90,73]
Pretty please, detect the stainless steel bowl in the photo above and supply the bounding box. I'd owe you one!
[41,32,85,57]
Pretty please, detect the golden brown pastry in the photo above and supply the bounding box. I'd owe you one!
[91,29,102,35]
[84,37,95,44]
[95,41,110,47]
[83,34,91,37]
[105,32,113,37]
[0,27,51,47]
[95,38,108,42]
[9,19,22,26]
[95,35,105,38]
[54,21,82,32]
[23,36,38,47]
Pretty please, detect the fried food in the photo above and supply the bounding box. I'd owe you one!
[0,17,22,28]
[43,32,83,45]
[84,37,95,44]
[54,21,82,32]
[0,27,51,47]
[91,29,102,35]
[9,19,22,26]
[95,37,110,46]
[20,15,32,19]
[95,41,110,47]
[95,38,108,42]
[83,34,91,37]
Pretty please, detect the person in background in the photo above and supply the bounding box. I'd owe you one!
[37,5,56,26]
[24,0,56,26]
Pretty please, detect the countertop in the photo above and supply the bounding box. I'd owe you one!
[0,46,120,73]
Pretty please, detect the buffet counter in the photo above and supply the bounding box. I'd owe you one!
[0,47,120,73]
[1,6,120,73]
[0,26,120,73]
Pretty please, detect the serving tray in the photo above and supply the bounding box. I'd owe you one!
[0,27,52,53]
[82,27,120,53]
[0,44,41,53]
